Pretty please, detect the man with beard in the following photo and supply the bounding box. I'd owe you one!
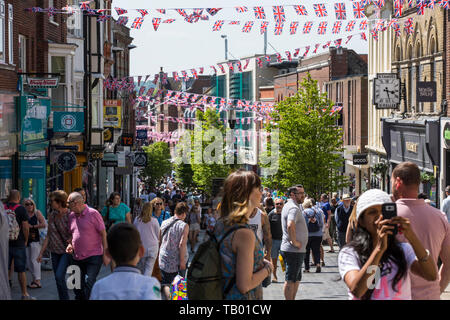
[392,162,450,299]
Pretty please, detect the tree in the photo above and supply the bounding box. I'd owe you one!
[174,163,197,191]
[261,73,349,198]
[139,142,172,187]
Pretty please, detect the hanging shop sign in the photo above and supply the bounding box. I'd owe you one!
[17,96,50,144]
[26,77,59,88]
[121,133,134,147]
[136,129,148,140]
[103,99,122,128]
[416,81,437,103]
[103,127,114,143]
[53,111,85,132]
[352,153,368,165]
[57,152,77,172]
[101,152,118,167]
[133,152,148,167]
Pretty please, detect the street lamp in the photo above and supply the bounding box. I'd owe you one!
[221,35,228,61]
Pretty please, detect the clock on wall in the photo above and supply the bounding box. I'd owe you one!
[374,73,400,109]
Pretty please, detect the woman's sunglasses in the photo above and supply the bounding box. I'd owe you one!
[25,203,33,206]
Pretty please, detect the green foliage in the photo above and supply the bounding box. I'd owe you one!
[261,73,350,199]
[174,163,196,191]
[139,142,172,187]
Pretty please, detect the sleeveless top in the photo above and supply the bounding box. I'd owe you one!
[248,208,263,242]
[213,219,264,300]
[159,216,188,273]
[28,214,40,243]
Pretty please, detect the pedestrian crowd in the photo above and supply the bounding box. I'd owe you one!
[0,162,449,300]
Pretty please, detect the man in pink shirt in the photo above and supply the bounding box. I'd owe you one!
[391,162,450,299]
[66,192,110,300]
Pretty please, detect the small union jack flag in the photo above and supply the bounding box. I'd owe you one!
[394,0,403,17]
[323,41,331,49]
[388,19,399,28]
[374,19,385,31]
[352,1,366,19]
[294,5,308,15]
[137,9,149,17]
[236,61,243,72]
[80,1,91,11]
[374,0,385,8]
[191,69,198,79]
[253,7,266,19]
[303,21,313,34]
[416,0,426,14]
[157,9,166,14]
[176,9,187,18]
[227,62,234,72]
[229,21,240,25]
[293,48,301,57]
[346,20,356,32]
[199,67,204,74]
[345,35,353,44]
[256,57,263,68]
[218,64,226,73]
[332,21,342,34]
[206,8,222,16]
[47,7,55,17]
[371,29,379,41]
[97,15,110,23]
[404,18,414,34]
[131,17,144,29]
[210,65,217,73]
[242,21,254,33]
[115,7,127,15]
[335,3,347,20]
[273,6,286,23]
[359,20,368,30]
[407,0,414,6]
[334,39,343,48]
[243,59,250,70]
[260,21,269,34]
[303,46,310,58]
[235,6,248,13]
[265,56,271,63]
[317,21,328,35]
[313,43,321,54]
[440,0,449,9]
[212,20,225,31]
[314,4,328,17]
[116,16,128,26]
[360,32,367,41]
[428,0,435,8]
[152,18,161,31]
[162,19,175,24]
[274,22,284,35]
[290,22,299,35]
[276,53,282,63]
[285,51,292,62]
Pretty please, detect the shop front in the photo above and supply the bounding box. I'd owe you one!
[382,118,440,205]
[440,118,450,205]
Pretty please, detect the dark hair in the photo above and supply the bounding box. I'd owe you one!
[106,192,121,206]
[175,202,189,215]
[392,162,420,186]
[107,223,142,265]
[417,193,428,200]
[287,186,298,196]
[74,187,84,193]
[321,193,328,200]
[50,190,69,208]
[346,223,407,300]
[264,197,275,208]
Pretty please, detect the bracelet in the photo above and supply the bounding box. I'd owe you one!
[418,249,430,262]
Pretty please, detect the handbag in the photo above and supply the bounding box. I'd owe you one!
[105,206,116,232]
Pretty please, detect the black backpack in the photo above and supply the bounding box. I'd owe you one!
[186,225,247,300]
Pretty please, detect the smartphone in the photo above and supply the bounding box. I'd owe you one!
[382,203,398,235]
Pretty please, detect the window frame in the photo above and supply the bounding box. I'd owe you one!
[0,0,5,63]
[7,3,12,65]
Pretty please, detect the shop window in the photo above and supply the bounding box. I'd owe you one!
[18,35,26,72]
[7,4,12,65]
[0,0,5,63]
[51,56,67,106]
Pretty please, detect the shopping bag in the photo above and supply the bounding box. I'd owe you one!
[170,275,188,300]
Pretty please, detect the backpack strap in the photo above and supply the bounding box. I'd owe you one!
[162,218,181,239]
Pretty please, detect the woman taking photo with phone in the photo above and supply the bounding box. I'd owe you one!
[338,189,437,300]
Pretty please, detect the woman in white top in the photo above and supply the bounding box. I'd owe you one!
[134,202,160,276]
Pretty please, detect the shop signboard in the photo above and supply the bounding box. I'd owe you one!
[103,99,122,128]
[417,81,437,103]
[17,96,50,144]
[26,77,59,88]
[353,154,368,165]
[57,152,77,172]
[101,152,118,167]
[53,111,85,132]
[19,159,46,179]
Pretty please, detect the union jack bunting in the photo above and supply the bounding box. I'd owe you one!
[114,7,127,15]
[388,19,399,28]
[131,17,144,29]
[276,53,282,63]
[345,35,353,44]
[371,29,379,41]
[332,21,342,34]
[206,8,222,16]
[374,19,385,31]
[346,20,356,32]
[175,9,188,18]
[191,69,198,79]
[352,1,366,19]
[229,21,241,25]
[152,18,161,31]
[253,7,266,19]
[334,3,347,20]
[317,22,328,35]
[157,9,166,14]
[218,64,226,73]
[285,51,292,61]
[428,0,435,8]
[199,67,204,74]
[314,4,328,17]
[97,15,110,23]
[80,1,91,11]
[265,56,271,63]
[212,20,225,31]
[360,32,367,41]
[47,7,55,17]
[237,61,243,72]
[394,0,403,17]
[137,9,149,17]
[334,39,343,48]
[210,65,217,73]
[153,74,160,85]
[181,71,189,81]
[303,46,310,58]
[440,0,449,9]
[274,22,284,35]
[243,59,250,70]
[293,48,301,57]
[200,15,210,21]
[294,5,308,16]
[290,22,299,35]
[373,0,385,8]
[313,43,321,54]
[359,20,368,30]
[256,57,263,68]
[242,21,254,33]
[407,0,414,6]
[416,0,426,14]
[117,16,128,26]
[273,6,286,23]
[235,6,248,13]
[162,19,175,23]
[404,18,414,34]
[303,21,313,34]
[260,21,269,34]
[323,41,331,49]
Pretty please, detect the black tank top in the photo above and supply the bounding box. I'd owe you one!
[28,214,40,243]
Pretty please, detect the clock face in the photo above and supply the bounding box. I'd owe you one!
[374,76,400,109]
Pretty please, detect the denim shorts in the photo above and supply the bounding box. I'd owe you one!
[9,246,27,273]
[271,239,282,259]
[280,251,305,282]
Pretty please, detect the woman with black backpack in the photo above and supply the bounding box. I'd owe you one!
[302,198,324,273]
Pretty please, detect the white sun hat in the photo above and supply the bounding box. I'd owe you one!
[356,189,392,221]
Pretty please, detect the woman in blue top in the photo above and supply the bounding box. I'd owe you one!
[102,192,132,225]
[302,198,324,273]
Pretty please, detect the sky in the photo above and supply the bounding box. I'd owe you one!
[111,0,369,77]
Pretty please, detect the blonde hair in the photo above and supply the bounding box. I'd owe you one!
[23,198,37,213]
[302,198,313,209]
[139,202,153,223]
[349,201,358,229]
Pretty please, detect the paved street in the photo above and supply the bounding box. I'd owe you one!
[9,230,450,300]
